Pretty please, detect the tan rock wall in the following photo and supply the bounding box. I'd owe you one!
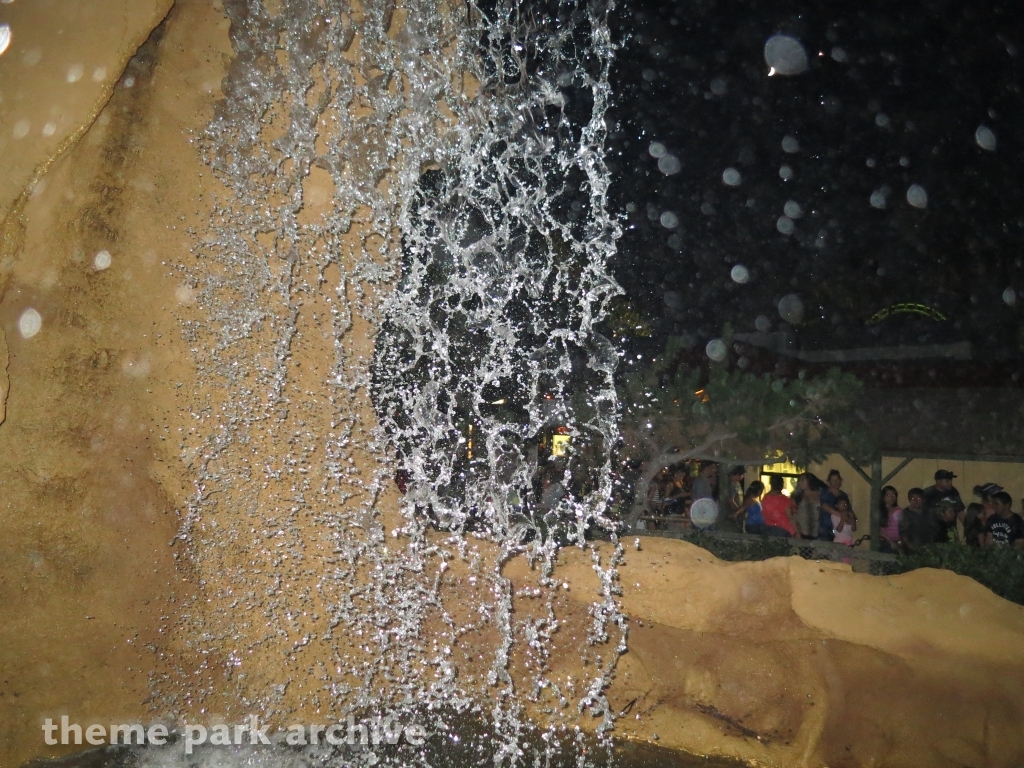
[2,3,1024,768]
[0,0,174,221]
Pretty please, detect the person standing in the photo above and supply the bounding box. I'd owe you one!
[719,465,746,533]
[982,491,1024,548]
[646,470,668,516]
[793,472,823,540]
[923,469,965,543]
[735,480,765,534]
[761,474,796,537]
[817,469,848,542]
[663,468,688,515]
[831,496,857,546]
[878,485,902,553]
[691,460,718,501]
[962,502,989,547]
[898,488,939,554]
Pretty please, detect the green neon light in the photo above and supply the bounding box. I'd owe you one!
[866,302,948,325]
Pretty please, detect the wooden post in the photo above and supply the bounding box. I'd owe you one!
[869,456,883,552]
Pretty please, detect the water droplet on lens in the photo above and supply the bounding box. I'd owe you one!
[705,339,727,361]
[783,200,802,218]
[658,155,681,175]
[1003,287,1016,306]
[830,46,848,62]
[12,119,29,139]
[67,64,83,82]
[42,121,56,136]
[906,184,928,209]
[875,113,891,128]
[92,66,107,82]
[764,35,808,75]
[776,215,795,234]
[778,294,804,324]
[730,264,749,283]
[975,125,997,151]
[0,24,11,57]
[648,142,667,158]
[870,189,887,209]
[722,167,741,186]
[18,308,42,339]
[710,76,728,95]
[781,135,800,153]
[755,315,772,332]
[93,250,112,270]
[659,211,679,229]
[779,164,793,180]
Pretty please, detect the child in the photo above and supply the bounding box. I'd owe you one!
[832,497,857,546]
[738,480,765,535]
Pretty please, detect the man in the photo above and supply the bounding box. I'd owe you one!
[719,466,746,533]
[982,491,1024,548]
[898,487,940,554]
[923,469,965,543]
[691,460,718,501]
[760,474,795,537]
[817,469,848,542]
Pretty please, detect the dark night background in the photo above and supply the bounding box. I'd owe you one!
[604,0,1024,382]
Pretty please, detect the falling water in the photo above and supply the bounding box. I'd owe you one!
[163,0,628,765]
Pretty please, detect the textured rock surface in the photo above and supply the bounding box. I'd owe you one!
[553,538,1024,768]
[0,0,174,220]
[2,3,1024,768]
[0,2,229,765]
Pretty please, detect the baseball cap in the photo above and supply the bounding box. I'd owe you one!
[976,482,1004,496]
[934,469,957,480]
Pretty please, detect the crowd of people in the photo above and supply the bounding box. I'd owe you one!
[646,463,1024,552]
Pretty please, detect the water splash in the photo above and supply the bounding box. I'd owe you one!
[169,0,626,765]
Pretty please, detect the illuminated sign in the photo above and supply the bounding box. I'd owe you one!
[551,434,570,457]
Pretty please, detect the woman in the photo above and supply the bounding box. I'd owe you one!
[646,470,668,516]
[761,474,796,537]
[878,485,902,553]
[792,472,823,539]
[962,502,989,547]
[737,480,765,534]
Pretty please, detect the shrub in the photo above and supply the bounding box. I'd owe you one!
[891,544,1024,607]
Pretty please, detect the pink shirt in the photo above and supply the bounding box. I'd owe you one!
[881,507,902,545]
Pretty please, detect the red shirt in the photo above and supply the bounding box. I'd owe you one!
[761,493,795,535]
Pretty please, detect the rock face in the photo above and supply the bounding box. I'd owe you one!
[0,0,174,219]
[553,538,1024,768]
[0,324,7,424]
[2,2,1024,768]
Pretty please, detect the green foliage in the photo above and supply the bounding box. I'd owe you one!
[678,530,794,562]
[604,296,653,338]
[619,334,873,466]
[892,544,1024,607]
[677,534,1024,607]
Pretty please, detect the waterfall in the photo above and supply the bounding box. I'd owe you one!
[174,0,627,764]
